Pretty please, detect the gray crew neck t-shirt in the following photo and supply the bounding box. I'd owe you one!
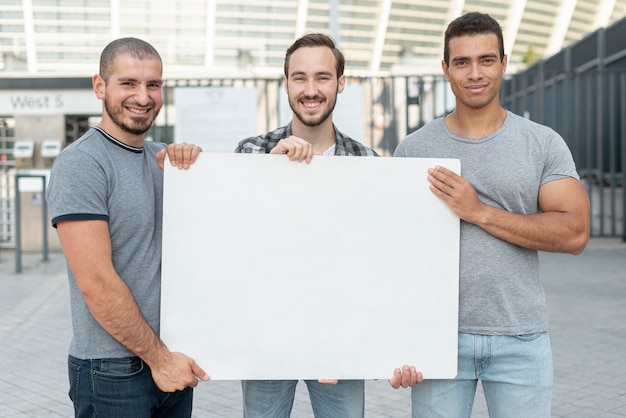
[46,127,166,359]
[394,111,580,335]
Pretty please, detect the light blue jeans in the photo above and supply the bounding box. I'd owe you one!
[242,379,364,418]
[412,332,553,418]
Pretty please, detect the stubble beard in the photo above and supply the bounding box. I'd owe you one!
[289,93,337,128]
[103,96,160,136]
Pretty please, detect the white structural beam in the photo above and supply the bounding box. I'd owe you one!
[204,0,217,69]
[369,0,392,74]
[503,0,527,58]
[295,0,309,39]
[21,0,36,73]
[450,0,465,19]
[596,0,617,28]
[547,0,577,55]
[329,0,341,46]
[443,0,466,57]
[110,0,120,39]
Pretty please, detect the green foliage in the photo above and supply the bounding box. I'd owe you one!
[522,45,539,65]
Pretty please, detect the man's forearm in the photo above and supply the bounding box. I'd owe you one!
[472,206,589,254]
[82,275,168,365]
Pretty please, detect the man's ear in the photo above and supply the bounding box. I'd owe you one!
[441,60,450,82]
[93,74,106,100]
[337,74,346,94]
[501,54,508,76]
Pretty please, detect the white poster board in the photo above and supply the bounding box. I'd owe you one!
[174,86,257,152]
[161,153,460,380]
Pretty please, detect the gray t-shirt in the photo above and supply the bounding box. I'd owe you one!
[46,127,166,359]
[394,111,580,335]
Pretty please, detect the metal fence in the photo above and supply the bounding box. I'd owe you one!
[0,167,15,250]
[160,75,453,156]
[502,69,626,239]
[1,69,624,251]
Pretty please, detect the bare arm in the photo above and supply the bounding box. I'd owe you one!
[428,166,590,254]
[57,220,209,391]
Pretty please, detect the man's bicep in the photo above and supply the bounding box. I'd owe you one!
[538,177,590,217]
[57,220,114,287]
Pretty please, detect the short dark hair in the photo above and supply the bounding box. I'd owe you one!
[284,33,345,78]
[443,12,505,66]
[99,37,162,82]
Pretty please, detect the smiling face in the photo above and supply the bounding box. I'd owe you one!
[94,54,163,145]
[442,32,507,112]
[284,46,345,128]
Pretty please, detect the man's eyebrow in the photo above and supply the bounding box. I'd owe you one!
[451,53,498,62]
[288,70,333,77]
[116,77,164,84]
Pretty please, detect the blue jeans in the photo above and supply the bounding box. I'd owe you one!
[412,333,553,418]
[68,355,193,418]
[242,379,364,418]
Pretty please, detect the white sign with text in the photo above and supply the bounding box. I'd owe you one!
[0,90,100,115]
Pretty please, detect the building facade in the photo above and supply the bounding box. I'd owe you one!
[1,0,625,77]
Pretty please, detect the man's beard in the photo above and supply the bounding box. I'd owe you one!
[104,96,160,136]
[289,93,337,127]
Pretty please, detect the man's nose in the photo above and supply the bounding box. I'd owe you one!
[304,79,317,95]
[468,62,482,79]
[134,85,150,104]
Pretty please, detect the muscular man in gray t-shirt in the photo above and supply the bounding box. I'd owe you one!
[393,12,590,418]
[396,111,580,334]
[48,126,165,359]
[46,37,206,417]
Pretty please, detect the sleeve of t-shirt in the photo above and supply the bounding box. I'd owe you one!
[47,149,109,227]
[541,129,580,186]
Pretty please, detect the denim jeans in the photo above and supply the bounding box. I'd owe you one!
[242,379,364,418]
[68,355,193,418]
[412,332,553,418]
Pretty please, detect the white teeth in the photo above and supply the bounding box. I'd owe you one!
[128,107,148,114]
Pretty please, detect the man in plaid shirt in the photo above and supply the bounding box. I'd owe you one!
[235,33,421,418]
[236,34,377,161]
[235,122,377,158]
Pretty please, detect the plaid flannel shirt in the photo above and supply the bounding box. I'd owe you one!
[235,122,379,156]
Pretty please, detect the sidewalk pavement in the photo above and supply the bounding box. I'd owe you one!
[0,238,625,417]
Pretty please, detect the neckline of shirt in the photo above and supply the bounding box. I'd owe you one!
[94,127,144,154]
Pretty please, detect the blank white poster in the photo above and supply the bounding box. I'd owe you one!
[161,153,460,380]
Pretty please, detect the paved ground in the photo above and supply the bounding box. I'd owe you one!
[0,238,625,417]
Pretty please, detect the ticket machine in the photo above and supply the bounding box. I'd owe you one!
[41,139,62,168]
[13,140,34,169]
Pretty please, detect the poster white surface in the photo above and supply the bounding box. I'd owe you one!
[161,153,460,380]
[174,86,257,152]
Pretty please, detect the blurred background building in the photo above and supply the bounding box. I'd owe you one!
[0,0,625,255]
[0,0,625,77]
